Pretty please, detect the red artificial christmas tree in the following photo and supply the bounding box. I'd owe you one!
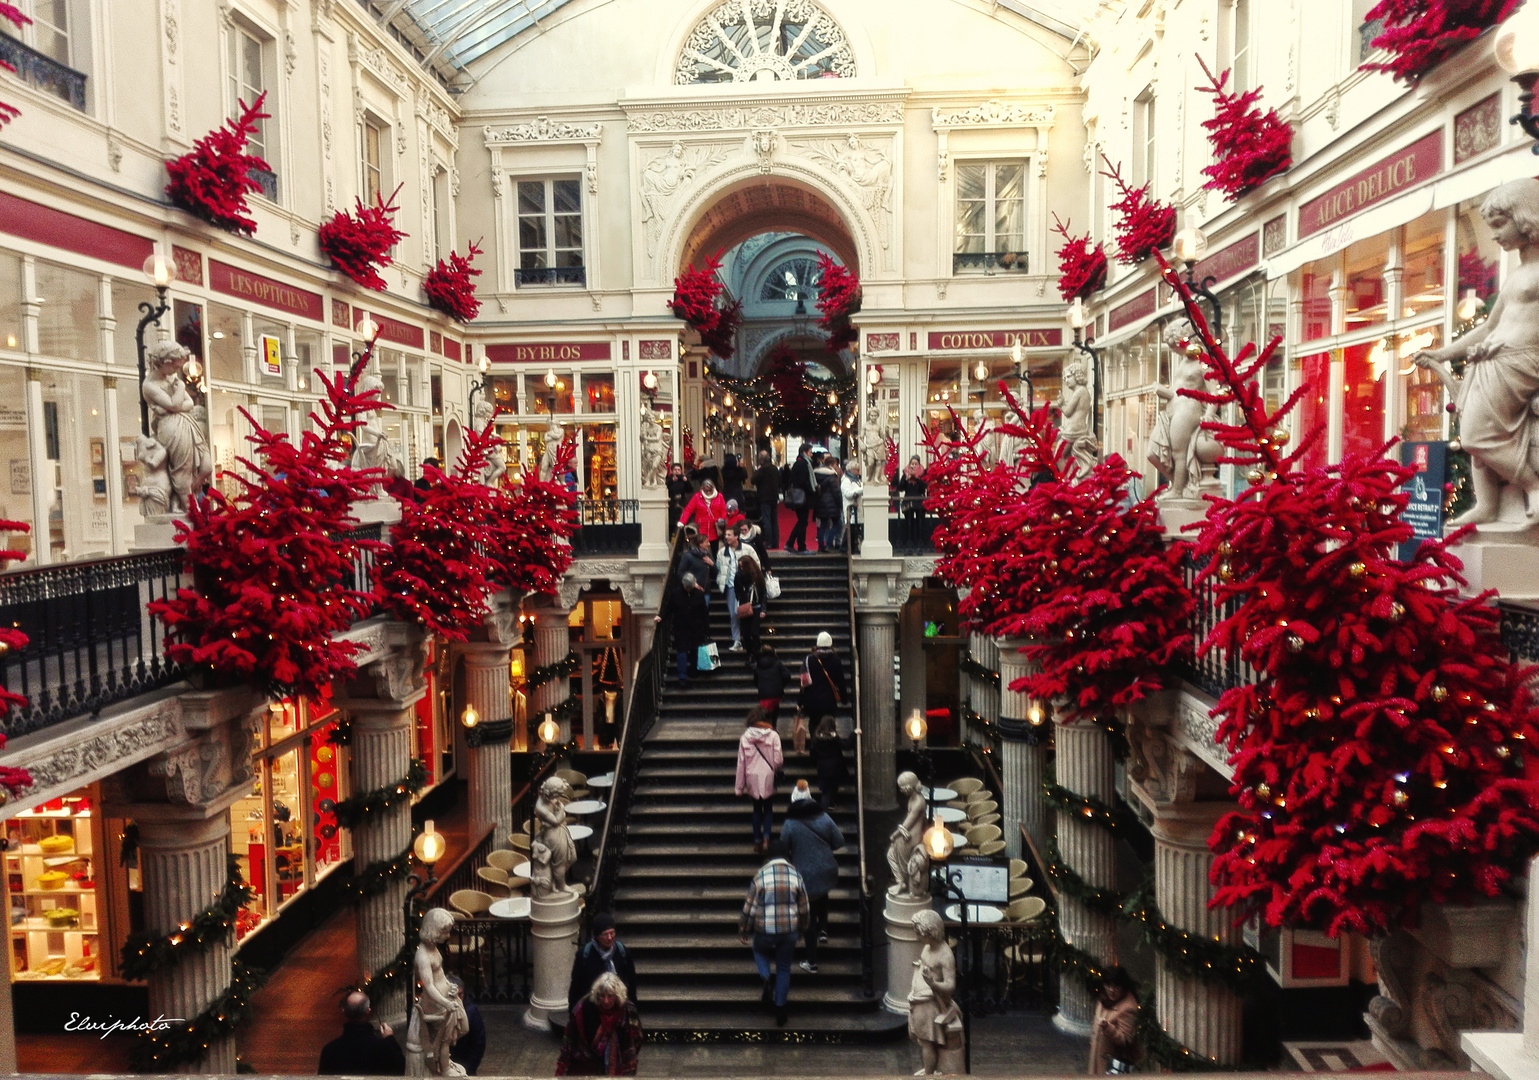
[150,353,386,700]
[319,185,407,291]
[0,5,31,128]
[1051,214,1109,303]
[164,95,270,236]
[1154,255,1539,936]
[1101,155,1177,266]
[699,298,742,360]
[1196,56,1293,200]
[923,396,1191,713]
[1363,0,1520,84]
[815,253,862,354]
[423,240,483,323]
[671,254,739,358]
[494,432,579,597]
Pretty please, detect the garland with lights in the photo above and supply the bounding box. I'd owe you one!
[1042,835,1127,916]
[319,186,408,291]
[360,937,417,1007]
[164,94,270,236]
[1120,876,1268,992]
[713,346,857,436]
[341,843,414,903]
[119,857,251,980]
[525,651,579,692]
[332,758,428,830]
[1100,155,1177,266]
[127,959,264,1072]
[1042,773,1140,835]
[326,718,353,746]
[959,656,1000,686]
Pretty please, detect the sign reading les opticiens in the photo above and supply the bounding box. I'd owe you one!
[1298,131,1443,239]
[209,260,325,321]
[485,342,613,362]
[926,329,1062,350]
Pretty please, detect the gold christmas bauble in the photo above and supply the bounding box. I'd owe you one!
[1388,602,1406,622]
[1285,633,1305,653]
[1392,789,1409,807]
[1270,428,1290,446]
[1256,783,1270,798]
[1496,745,1512,759]
[1246,467,1266,484]
[1186,343,1204,358]
[1218,541,1233,557]
[1430,685,1449,703]
[1218,561,1236,582]
[1348,562,1367,577]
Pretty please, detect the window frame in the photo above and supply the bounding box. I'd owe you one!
[951,159,1029,273]
[514,176,586,289]
[1134,89,1157,189]
[1231,0,1253,94]
[226,16,278,200]
[361,116,386,207]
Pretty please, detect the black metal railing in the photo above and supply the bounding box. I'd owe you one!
[344,522,385,597]
[587,529,686,921]
[425,824,497,906]
[0,549,189,738]
[952,251,1029,274]
[845,547,874,1000]
[1176,552,1256,698]
[444,917,532,1004]
[515,266,587,288]
[1499,601,1539,664]
[249,166,280,202]
[572,498,640,557]
[889,495,937,555]
[0,34,87,110]
[1359,17,1386,60]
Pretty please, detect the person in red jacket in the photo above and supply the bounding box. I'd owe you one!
[678,478,727,550]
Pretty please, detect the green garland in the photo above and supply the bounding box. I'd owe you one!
[959,655,1001,686]
[333,758,428,829]
[357,904,422,1004]
[326,719,353,747]
[128,960,265,1072]
[1119,877,1268,992]
[119,857,251,980]
[1042,835,1127,916]
[1041,764,1140,834]
[341,842,414,903]
[525,651,579,692]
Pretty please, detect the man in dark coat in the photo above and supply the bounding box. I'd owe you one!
[798,632,847,732]
[752,450,782,549]
[679,537,715,611]
[668,573,711,687]
[318,991,406,1076]
[786,444,816,553]
[447,976,486,1076]
[567,912,638,1013]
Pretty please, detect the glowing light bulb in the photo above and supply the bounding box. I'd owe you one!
[413,820,446,864]
[461,703,480,728]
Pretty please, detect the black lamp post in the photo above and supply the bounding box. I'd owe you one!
[1173,227,1223,342]
[468,350,492,419]
[1498,8,1539,151]
[1010,341,1035,411]
[135,252,174,437]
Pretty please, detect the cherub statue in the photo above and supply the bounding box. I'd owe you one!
[1146,319,1218,501]
[351,372,405,495]
[858,403,887,482]
[639,406,667,488]
[471,396,506,486]
[1058,359,1099,477]
[407,908,469,1077]
[887,771,929,901]
[533,776,577,896]
[528,838,556,899]
[141,340,212,513]
[1415,177,1539,530]
[539,419,565,483]
[908,909,964,1076]
[133,434,172,517]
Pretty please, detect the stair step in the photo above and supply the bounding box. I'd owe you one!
[632,955,863,977]
[620,932,863,951]
[617,860,859,878]
[613,884,861,902]
[635,983,870,1005]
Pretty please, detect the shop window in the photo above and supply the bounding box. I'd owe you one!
[1343,233,1389,330]
[1301,263,1333,342]
[111,279,160,367]
[954,162,1026,271]
[39,371,109,561]
[309,727,344,876]
[1401,212,1445,318]
[516,178,585,288]
[6,791,101,980]
[0,252,19,352]
[1456,198,1500,324]
[1400,325,1445,442]
[567,595,626,750]
[115,372,146,537]
[430,371,443,417]
[1341,341,1385,460]
[525,372,573,414]
[1294,351,1331,470]
[229,20,277,199]
[295,328,324,395]
[211,387,247,497]
[406,357,424,410]
[208,304,245,384]
[228,783,268,941]
[582,423,617,499]
[378,348,402,405]
[34,261,97,361]
[175,300,205,386]
[581,373,615,414]
[254,318,287,388]
[0,367,33,560]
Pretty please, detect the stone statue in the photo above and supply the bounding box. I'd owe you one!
[533,776,577,896]
[1146,319,1219,501]
[639,405,666,488]
[407,907,469,1077]
[471,396,506,486]
[141,340,212,513]
[908,909,964,1076]
[858,403,887,481]
[887,771,930,901]
[528,838,556,899]
[1415,177,1539,531]
[1058,359,1099,477]
[351,372,405,495]
[133,434,172,517]
[539,419,565,483]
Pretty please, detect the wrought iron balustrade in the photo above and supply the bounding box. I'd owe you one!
[0,34,86,110]
[444,918,532,1004]
[889,495,937,555]
[952,251,1030,274]
[1176,552,1257,698]
[249,167,280,202]
[1498,601,1539,664]
[572,498,640,556]
[1359,17,1386,60]
[342,522,384,598]
[515,266,587,288]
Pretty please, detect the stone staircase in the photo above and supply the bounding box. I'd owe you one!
[610,553,896,1037]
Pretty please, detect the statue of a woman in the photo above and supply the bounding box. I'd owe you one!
[887,771,929,900]
[908,909,964,1076]
[141,341,211,513]
[1058,360,1099,477]
[351,372,405,494]
[640,406,666,488]
[533,776,577,896]
[407,908,469,1077]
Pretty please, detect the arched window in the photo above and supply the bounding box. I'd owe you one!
[759,257,824,302]
[676,0,856,84]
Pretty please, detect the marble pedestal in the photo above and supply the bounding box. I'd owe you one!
[131,513,186,552]
[882,890,933,1014]
[525,891,583,1031]
[1448,534,1539,601]
[1155,498,1208,539]
[637,489,671,562]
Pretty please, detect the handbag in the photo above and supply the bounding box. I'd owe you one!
[786,486,807,508]
[764,572,781,600]
[697,642,720,671]
[799,657,813,688]
[736,601,754,618]
[812,654,842,704]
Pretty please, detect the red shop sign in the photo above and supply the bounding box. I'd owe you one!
[355,309,425,349]
[210,260,325,321]
[1190,232,1260,286]
[926,329,1062,350]
[1108,289,1156,332]
[1297,130,1443,239]
[485,342,613,362]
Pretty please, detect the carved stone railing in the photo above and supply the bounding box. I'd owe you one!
[952,251,1029,274]
[0,34,86,110]
[515,266,587,288]
[572,498,640,557]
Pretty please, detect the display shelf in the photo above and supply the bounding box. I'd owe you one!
[6,797,101,981]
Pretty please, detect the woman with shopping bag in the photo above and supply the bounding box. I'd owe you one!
[669,572,710,689]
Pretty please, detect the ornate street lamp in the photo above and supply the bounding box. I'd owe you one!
[136,250,173,436]
[1498,4,1539,151]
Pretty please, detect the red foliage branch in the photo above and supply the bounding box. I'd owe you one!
[319,185,407,292]
[815,253,862,354]
[670,253,740,359]
[164,94,271,236]
[1196,56,1293,200]
[884,434,900,486]
[1362,0,1520,84]
[0,5,32,128]
[1156,254,1539,936]
[422,240,483,323]
[1101,155,1177,266]
[149,352,385,699]
[0,516,32,790]
[1051,214,1109,302]
[498,432,579,597]
[699,299,742,360]
[681,429,697,473]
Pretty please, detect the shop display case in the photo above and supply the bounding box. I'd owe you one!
[6,794,101,980]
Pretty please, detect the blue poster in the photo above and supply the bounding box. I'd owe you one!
[1398,441,1447,561]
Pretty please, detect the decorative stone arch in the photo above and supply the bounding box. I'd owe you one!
[654,0,878,87]
[741,325,843,377]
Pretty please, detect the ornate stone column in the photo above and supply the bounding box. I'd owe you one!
[525,889,583,1030]
[857,610,899,812]
[996,637,1049,856]
[1053,715,1117,1037]
[459,639,514,849]
[974,634,1000,738]
[341,649,426,1024]
[531,596,573,744]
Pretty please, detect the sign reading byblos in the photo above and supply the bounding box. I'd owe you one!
[484,342,613,362]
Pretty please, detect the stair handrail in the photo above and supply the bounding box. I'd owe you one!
[844,543,874,998]
[586,527,688,924]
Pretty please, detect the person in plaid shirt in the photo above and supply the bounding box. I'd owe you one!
[738,839,809,1025]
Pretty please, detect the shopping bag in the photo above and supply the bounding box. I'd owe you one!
[697,643,720,671]
[764,573,781,600]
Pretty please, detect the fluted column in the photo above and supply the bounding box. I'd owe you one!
[1152,801,1243,1066]
[996,637,1049,856]
[858,610,899,811]
[1054,716,1117,1037]
[138,815,237,1073]
[461,641,514,849]
[532,598,573,743]
[345,678,423,1024]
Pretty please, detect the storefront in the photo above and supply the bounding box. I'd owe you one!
[5,789,110,982]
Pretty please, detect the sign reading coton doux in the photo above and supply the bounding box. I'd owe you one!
[927,330,1062,350]
[209,260,325,321]
[485,343,613,362]
[1297,131,1443,239]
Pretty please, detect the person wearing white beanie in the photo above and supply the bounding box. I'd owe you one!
[797,631,846,742]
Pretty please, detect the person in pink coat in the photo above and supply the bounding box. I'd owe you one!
[677,479,727,551]
[735,706,783,853]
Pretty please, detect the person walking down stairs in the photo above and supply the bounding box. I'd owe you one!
[739,839,809,1028]
[780,781,845,974]
[734,706,782,853]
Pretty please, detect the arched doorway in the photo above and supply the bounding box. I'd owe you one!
[677,175,861,278]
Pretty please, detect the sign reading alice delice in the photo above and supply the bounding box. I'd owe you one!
[1297,130,1443,239]
[1398,441,1447,561]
